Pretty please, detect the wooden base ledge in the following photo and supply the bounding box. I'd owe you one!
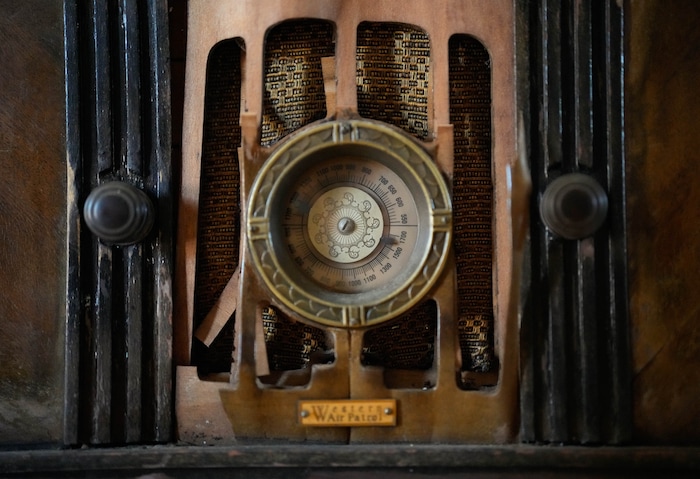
[1,445,699,477]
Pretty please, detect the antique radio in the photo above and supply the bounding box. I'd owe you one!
[10,0,700,472]
[1,0,641,457]
[174,0,529,444]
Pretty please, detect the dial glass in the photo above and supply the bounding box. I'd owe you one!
[247,120,451,327]
[281,156,420,294]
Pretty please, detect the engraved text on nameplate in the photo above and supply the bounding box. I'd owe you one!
[298,399,397,427]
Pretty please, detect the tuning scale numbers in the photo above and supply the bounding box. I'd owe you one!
[282,157,420,294]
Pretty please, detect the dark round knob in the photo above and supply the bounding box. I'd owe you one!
[83,181,155,245]
[539,173,608,240]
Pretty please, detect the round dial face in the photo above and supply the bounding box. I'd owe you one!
[247,120,451,328]
[282,156,419,294]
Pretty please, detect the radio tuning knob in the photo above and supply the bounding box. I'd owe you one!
[539,173,608,240]
[83,181,155,245]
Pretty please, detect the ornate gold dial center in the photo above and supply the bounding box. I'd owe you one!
[307,186,384,264]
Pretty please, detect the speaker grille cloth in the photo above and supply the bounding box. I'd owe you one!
[449,35,496,375]
[361,300,437,370]
[261,20,334,147]
[192,39,242,373]
[262,306,331,371]
[356,22,430,140]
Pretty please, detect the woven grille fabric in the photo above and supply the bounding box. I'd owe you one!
[261,20,334,147]
[192,39,242,373]
[361,301,437,371]
[262,306,332,371]
[449,34,496,375]
[356,22,430,140]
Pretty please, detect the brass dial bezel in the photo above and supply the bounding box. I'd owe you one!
[247,120,452,328]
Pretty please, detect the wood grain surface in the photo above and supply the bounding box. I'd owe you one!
[0,0,66,445]
[626,0,700,443]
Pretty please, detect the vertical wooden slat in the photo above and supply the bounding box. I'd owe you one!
[88,0,114,177]
[567,0,600,443]
[144,0,174,443]
[116,0,144,443]
[544,241,569,441]
[63,0,82,447]
[573,236,600,443]
[118,0,143,177]
[518,1,538,443]
[90,242,113,443]
[542,0,563,173]
[540,0,570,442]
[123,245,143,442]
[599,0,632,444]
[570,0,594,170]
[518,247,536,442]
[85,0,114,444]
[522,0,543,442]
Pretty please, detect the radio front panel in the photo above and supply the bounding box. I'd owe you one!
[174,0,528,444]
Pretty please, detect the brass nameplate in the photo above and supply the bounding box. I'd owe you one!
[298,399,397,427]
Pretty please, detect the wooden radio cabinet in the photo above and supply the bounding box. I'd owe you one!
[1,0,699,476]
